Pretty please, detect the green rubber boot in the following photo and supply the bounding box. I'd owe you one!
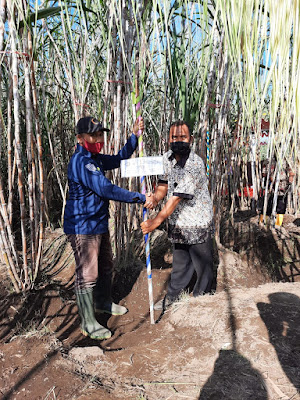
[94,300,128,316]
[76,289,112,340]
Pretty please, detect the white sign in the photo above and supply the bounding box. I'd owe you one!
[121,156,164,178]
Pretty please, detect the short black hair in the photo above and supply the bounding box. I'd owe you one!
[169,120,192,137]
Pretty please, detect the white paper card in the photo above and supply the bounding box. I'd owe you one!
[121,156,164,178]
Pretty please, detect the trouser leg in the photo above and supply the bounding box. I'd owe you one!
[189,238,214,296]
[94,232,114,303]
[167,243,195,300]
[67,234,111,339]
[93,233,128,316]
[67,234,101,290]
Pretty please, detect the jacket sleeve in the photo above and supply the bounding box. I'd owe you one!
[78,159,145,203]
[96,134,138,171]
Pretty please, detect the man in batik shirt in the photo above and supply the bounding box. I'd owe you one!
[141,120,214,310]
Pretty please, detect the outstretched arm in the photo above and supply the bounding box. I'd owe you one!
[97,117,145,170]
[141,195,181,234]
[144,182,168,209]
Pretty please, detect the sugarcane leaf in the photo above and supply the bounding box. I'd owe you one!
[20,2,97,28]
[21,6,63,27]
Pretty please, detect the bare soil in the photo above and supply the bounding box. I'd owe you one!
[0,213,300,400]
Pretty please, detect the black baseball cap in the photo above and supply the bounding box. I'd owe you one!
[75,117,110,135]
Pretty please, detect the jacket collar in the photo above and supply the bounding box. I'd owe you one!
[76,143,92,158]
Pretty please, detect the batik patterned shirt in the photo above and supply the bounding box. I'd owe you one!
[159,150,214,244]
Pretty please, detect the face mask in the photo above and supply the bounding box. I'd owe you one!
[82,140,104,154]
[170,141,190,156]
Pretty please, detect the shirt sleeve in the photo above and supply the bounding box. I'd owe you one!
[158,178,168,184]
[95,134,138,171]
[173,171,195,199]
[78,159,145,204]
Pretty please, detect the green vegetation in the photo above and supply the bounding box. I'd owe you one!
[0,0,299,292]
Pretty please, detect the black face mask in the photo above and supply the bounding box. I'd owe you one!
[170,141,190,156]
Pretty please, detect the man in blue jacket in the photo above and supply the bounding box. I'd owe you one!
[64,116,152,340]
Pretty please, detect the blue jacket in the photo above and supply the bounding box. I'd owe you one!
[64,134,145,234]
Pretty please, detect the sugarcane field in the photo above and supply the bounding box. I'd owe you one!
[0,1,300,399]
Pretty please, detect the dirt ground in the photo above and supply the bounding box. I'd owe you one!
[0,213,299,400]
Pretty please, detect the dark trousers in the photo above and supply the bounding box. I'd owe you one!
[266,194,287,215]
[167,238,214,300]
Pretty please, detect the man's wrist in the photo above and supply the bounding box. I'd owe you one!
[156,212,166,225]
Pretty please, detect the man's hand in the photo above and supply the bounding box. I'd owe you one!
[133,116,144,137]
[141,195,182,235]
[141,219,157,234]
[144,192,158,209]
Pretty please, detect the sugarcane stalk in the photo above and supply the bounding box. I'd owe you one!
[22,29,36,281]
[60,7,79,122]
[0,0,6,52]
[41,67,65,203]
[25,27,45,282]
[0,214,21,292]
[7,0,29,288]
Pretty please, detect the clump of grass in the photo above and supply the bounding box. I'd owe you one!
[10,318,52,341]
[172,291,191,310]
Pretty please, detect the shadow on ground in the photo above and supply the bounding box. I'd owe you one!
[257,292,300,393]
